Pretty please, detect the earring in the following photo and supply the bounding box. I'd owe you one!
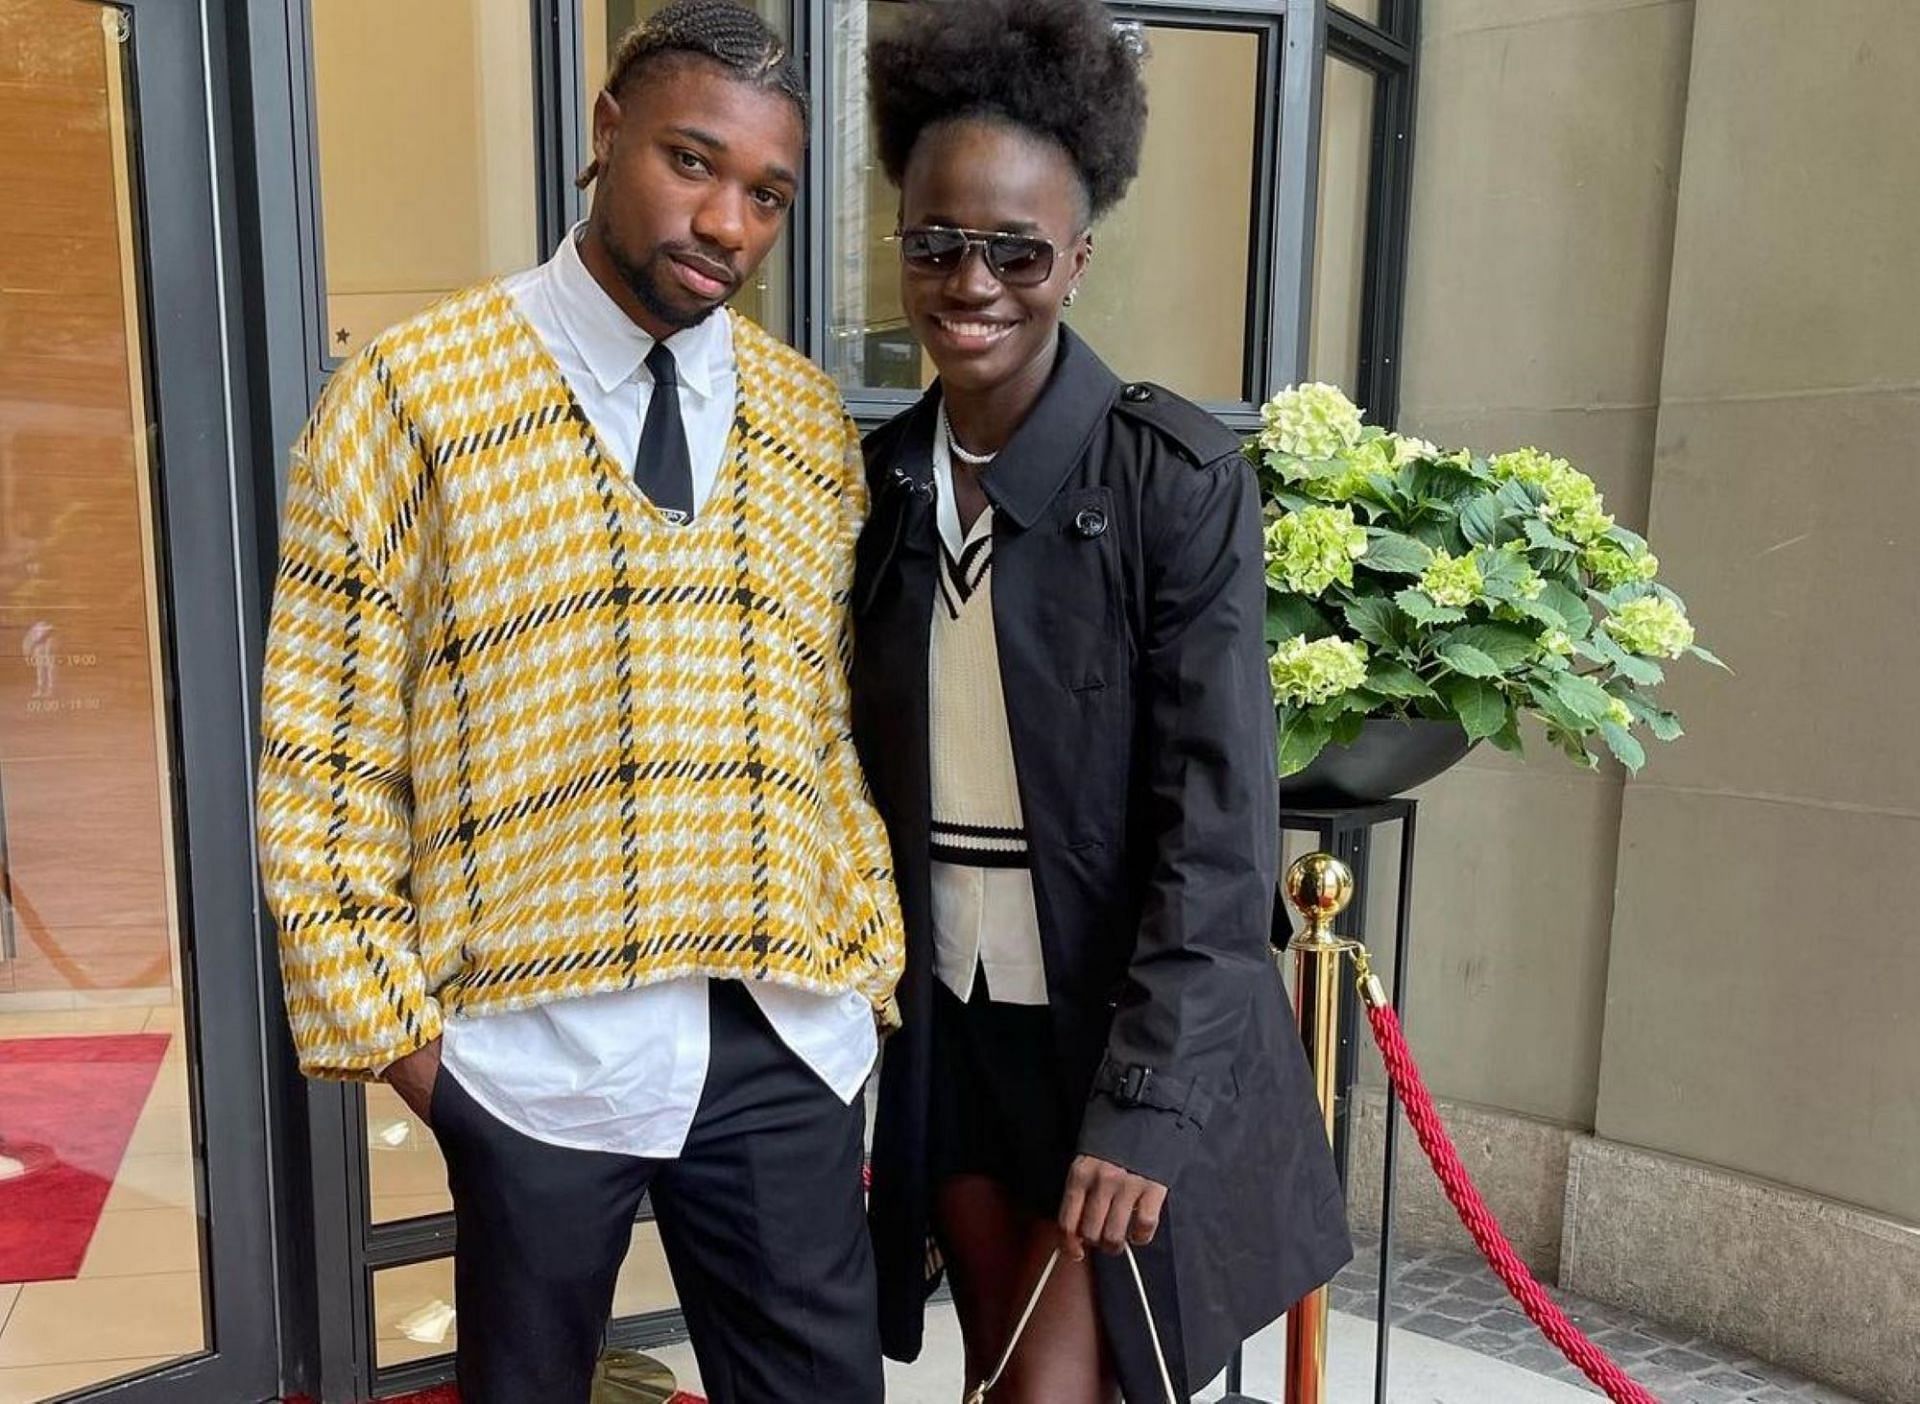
[1063,288,1080,309]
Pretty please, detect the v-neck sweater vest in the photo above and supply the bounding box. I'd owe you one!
[257,283,903,1079]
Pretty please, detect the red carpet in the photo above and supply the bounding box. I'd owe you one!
[369,1391,704,1403]
[0,1033,171,1283]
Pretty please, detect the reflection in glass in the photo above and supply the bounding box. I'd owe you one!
[1068,26,1259,404]
[1339,0,1385,25]
[1309,58,1379,400]
[826,7,1261,404]
[310,0,539,355]
[581,0,793,341]
[367,1080,451,1224]
[0,2,206,1390]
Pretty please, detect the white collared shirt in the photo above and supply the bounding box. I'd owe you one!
[926,409,1049,1007]
[437,230,876,1159]
[514,225,736,517]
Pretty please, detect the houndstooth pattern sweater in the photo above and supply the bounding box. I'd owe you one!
[257,284,904,1080]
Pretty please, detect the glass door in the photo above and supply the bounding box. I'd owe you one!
[0,1,278,1400]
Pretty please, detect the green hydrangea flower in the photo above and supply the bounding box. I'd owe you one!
[1420,550,1485,608]
[1491,448,1615,544]
[1265,506,1368,596]
[1390,434,1440,467]
[1606,697,1635,729]
[1269,636,1370,706]
[1585,542,1660,589]
[1259,382,1365,460]
[1541,628,1575,658]
[1489,447,1564,486]
[1605,596,1695,658]
[1542,471,1614,544]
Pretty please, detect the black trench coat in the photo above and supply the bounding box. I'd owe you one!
[853,328,1352,1399]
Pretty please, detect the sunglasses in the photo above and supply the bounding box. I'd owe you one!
[891,225,1063,288]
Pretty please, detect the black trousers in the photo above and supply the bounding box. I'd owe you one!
[430,980,883,1404]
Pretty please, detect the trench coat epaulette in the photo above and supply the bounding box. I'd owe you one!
[1112,381,1244,468]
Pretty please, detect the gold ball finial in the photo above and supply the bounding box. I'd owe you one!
[1284,853,1354,948]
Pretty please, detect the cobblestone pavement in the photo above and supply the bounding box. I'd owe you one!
[1327,1231,1865,1403]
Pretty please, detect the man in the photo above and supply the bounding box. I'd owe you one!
[255,5,902,1400]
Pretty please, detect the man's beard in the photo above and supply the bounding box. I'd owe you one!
[607,239,731,332]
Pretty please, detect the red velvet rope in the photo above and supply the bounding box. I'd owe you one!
[1364,998,1661,1404]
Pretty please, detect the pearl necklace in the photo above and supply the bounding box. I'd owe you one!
[940,406,998,467]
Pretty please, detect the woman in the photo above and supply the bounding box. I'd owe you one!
[852,2,1352,1400]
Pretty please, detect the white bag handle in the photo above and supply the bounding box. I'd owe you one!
[964,1243,1179,1404]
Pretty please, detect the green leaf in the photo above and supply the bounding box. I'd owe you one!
[1366,658,1437,699]
[1583,630,1665,686]
[1607,523,1650,555]
[1439,676,1508,741]
[1508,595,1577,631]
[1329,709,1368,745]
[1488,712,1526,754]
[1277,712,1333,777]
[1689,644,1732,672]
[1359,530,1434,576]
[1624,693,1685,741]
[1441,623,1538,670]
[1550,672,1616,726]
[1523,516,1579,554]
[1535,581,1593,635]
[1408,459,1484,505]
[1459,493,1505,547]
[1267,593,1330,643]
[1436,641,1501,678]
[1322,689,1384,719]
[1340,596,1403,650]
[1547,726,1601,770]
[1600,721,1647,772]
[1395,588,1468,626]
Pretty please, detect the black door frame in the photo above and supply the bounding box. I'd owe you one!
[49,1,285,1400]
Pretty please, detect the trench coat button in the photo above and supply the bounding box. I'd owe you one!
[1073,507,1109,539]
[1122,383,1153,403]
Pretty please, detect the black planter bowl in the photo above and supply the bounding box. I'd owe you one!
[1281,717,1476,808]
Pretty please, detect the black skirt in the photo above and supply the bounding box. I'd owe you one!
[927,975,1074,1220]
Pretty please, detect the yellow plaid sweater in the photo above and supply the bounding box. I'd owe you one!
[257,284,904,1080]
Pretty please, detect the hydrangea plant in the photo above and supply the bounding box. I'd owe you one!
[1251,383,1725,777]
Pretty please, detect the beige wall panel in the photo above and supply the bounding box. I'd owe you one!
[1600,787,1920,1223]
[1658,0,1920,401]
[1629,393,1920,811]
[1424,0,1690,43]
[1399,1,1693,416]
[1366,761,1623,1126]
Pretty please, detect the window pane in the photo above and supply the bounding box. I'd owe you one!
[1337,0,1385,24]
[366,1080,449,1223]
[581,0,793,342]
[825,8,1261,404]
[1309,57,1378,401]
[1069,27,1259,403]
[310,0,539,356]
[0,4,207,1389]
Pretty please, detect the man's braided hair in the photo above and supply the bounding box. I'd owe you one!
[579,0,806,188]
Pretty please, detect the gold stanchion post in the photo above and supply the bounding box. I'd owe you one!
[1280,853,1356,1404]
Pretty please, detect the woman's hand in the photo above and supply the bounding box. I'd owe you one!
[1057,1154,1168,1260]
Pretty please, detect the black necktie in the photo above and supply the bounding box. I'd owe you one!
[635,342,694,523]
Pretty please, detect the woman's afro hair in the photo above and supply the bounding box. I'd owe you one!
[868,0,1149,221]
